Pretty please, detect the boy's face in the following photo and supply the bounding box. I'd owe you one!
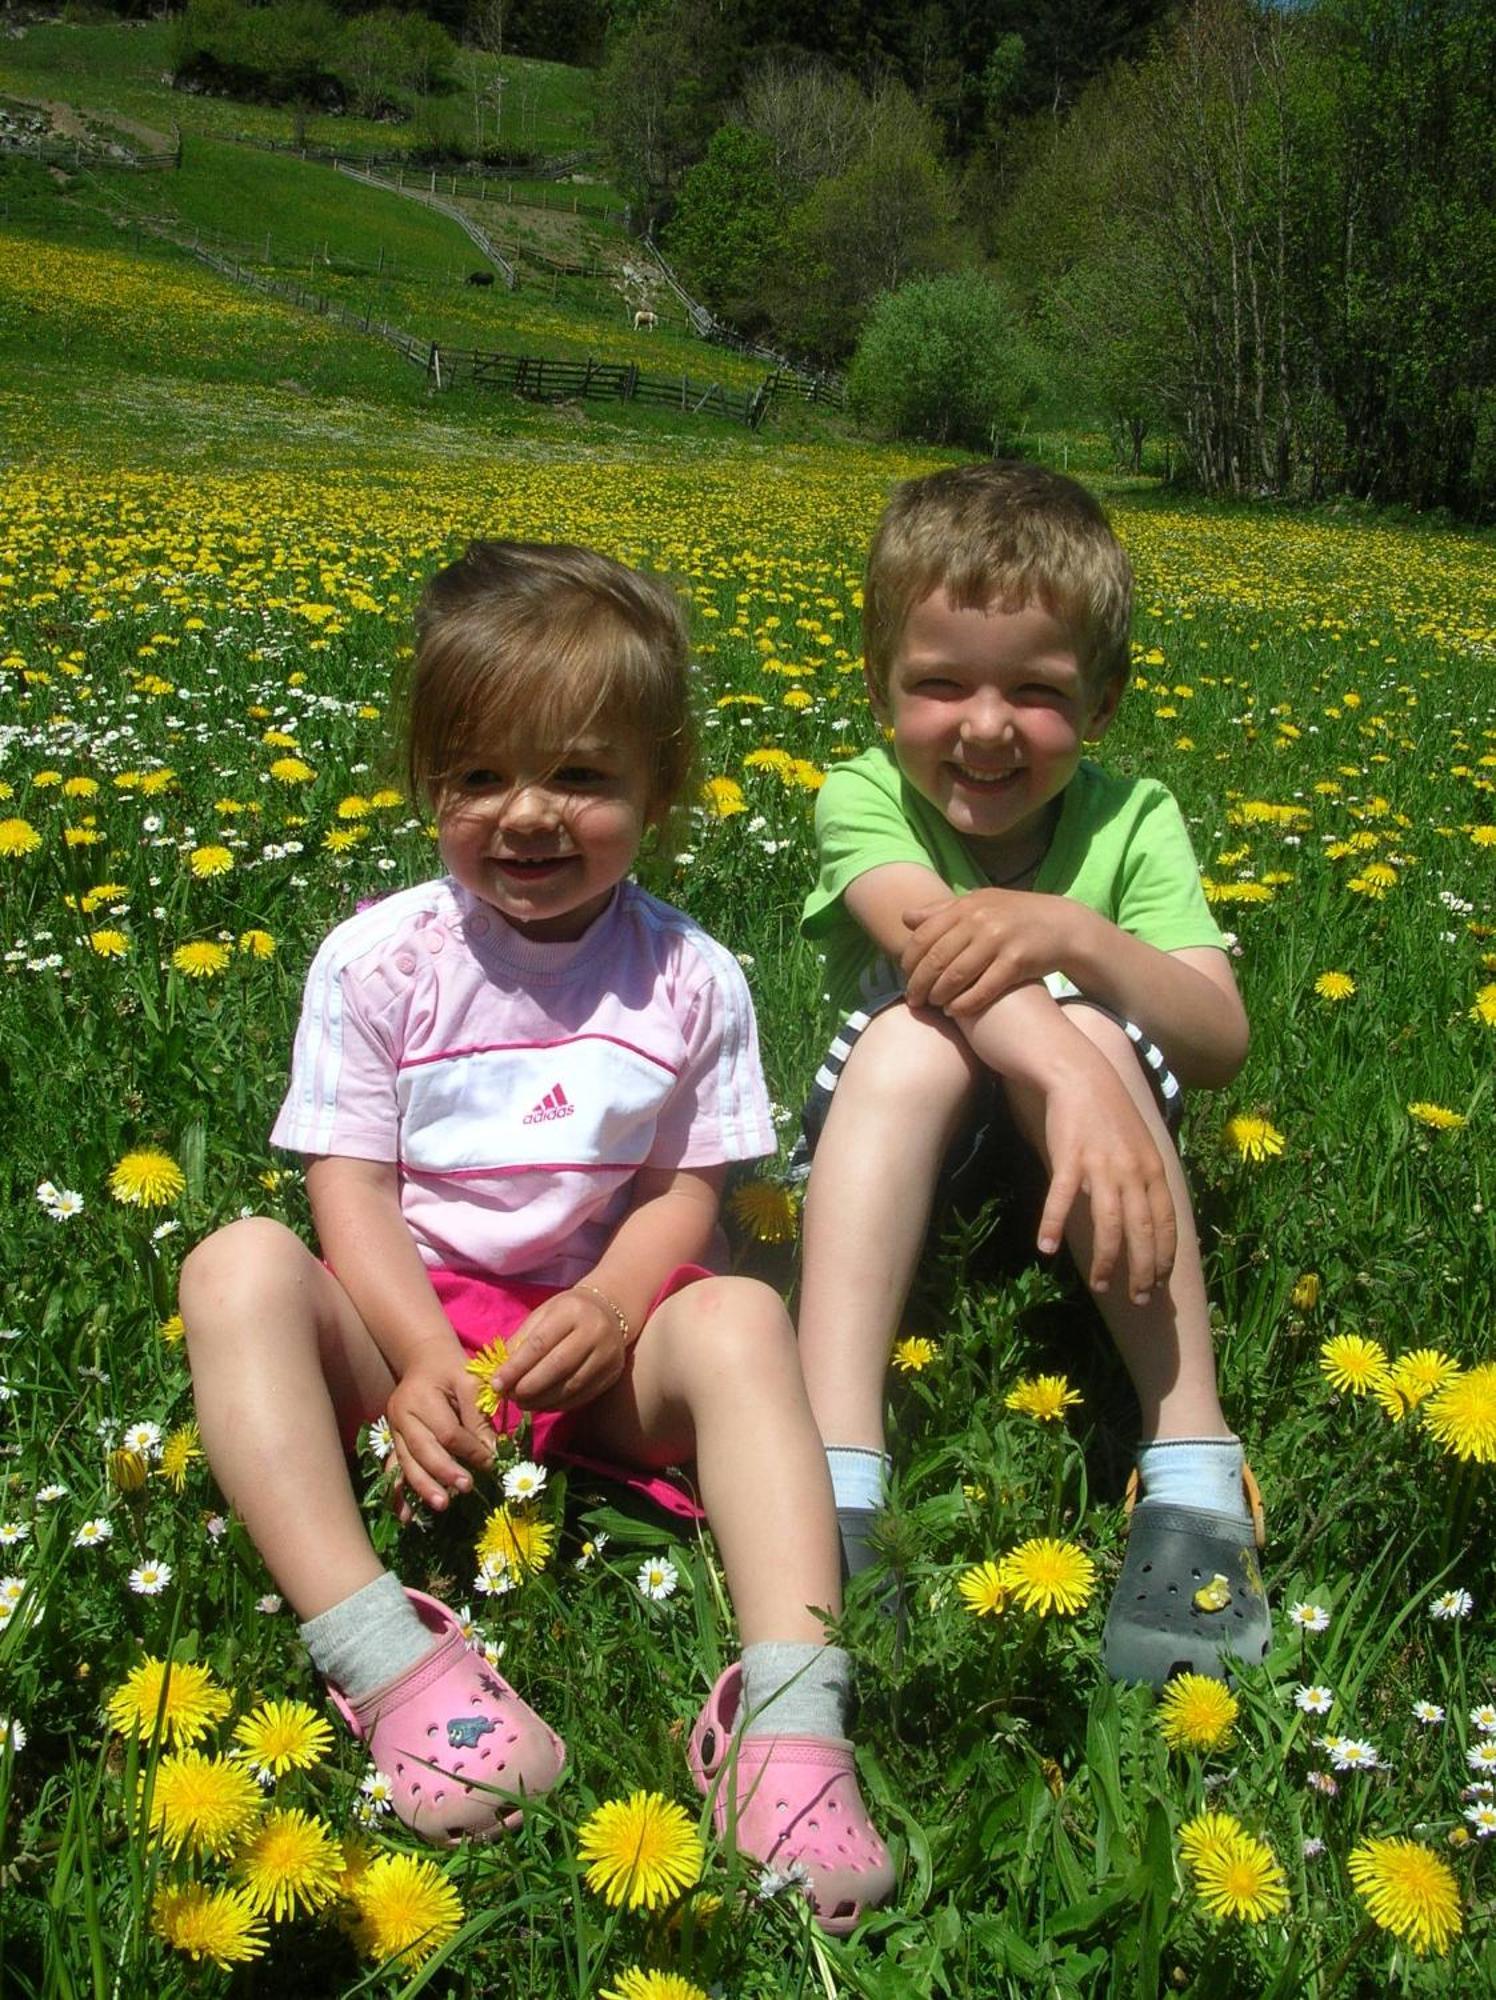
[871,589,1122,871]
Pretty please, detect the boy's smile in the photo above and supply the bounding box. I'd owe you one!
[873,591,1121,876]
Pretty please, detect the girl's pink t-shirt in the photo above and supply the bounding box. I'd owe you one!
[271,877,775,1286]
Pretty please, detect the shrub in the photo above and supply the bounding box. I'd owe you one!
[847,269,1037,448]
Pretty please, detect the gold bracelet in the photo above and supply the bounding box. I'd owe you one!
[573,1282,633,1349]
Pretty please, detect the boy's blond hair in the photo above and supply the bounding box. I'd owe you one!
[402,540,693,816]
[862,461,1133,700]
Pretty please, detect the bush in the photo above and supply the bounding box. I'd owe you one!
[847,269,1037,448]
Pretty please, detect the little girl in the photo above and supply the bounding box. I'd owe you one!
[180,540,892,1933]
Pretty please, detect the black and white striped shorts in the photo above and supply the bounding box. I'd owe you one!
[785,981,1181,1194]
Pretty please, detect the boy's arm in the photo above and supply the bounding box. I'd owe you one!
[494,1165,726,1411]
[902,890,1248,1088]
[307,1155,494,1512]
[847,865,1177,1300]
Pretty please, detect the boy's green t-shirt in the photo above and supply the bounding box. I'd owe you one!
[802,745,1227,1017]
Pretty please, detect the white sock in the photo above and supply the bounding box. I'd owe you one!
[825,1446,890,1513]
[739,1641,850,1741]
[299,1571,436,1704]
[1137,1436,1249,1524]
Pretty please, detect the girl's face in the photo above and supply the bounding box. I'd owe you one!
[436,728,656,942]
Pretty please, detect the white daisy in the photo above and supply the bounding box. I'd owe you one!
[1289,1601,1332,1632]
[128,1560,172,1596]
[366,1416,393,1463]
[1295,1685,1334,1714]
[474,1557,515,1597]
[1413,1699,1446,1724]
[1431,1588,1474,1620]
[73,1518,113,1547]
[1466,1742,1496,1772]
[1470,1705,1496,1734]
[0,1717,25,1754]
[47,1189,84,1220]
[256,1594,283,1614]
[1465,1802,1496,1837]
[0,1577,25,1608]
[1302,1837,1326,1858]
[1329,1738,1381,1770]
[121,1421,162,1460]
[0,1523,29,1547]
[359,1767,395,1814]
[35,1485,67,1504]
[502,1460,547,1503]
[636,1556,679,1602]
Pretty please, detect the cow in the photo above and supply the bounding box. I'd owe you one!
[466,270,495,288]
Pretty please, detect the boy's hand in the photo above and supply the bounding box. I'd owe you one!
[385,1340,494,1520]
[494,1290,627,1413]
[1036,1055,1178,1304]
[902,890,1081,1016]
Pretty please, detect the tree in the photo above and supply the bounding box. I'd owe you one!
[664,125,786,330]
[847,269,1038,446]
[593,0,745,219]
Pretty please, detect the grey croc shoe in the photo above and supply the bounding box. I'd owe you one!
[1102,1465,1271,1689]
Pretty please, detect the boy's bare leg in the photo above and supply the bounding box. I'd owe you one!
[796,1003,981,1452]
[999,1006,1230,1442]
[180,1216,396,1619]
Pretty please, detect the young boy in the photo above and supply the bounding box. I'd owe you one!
[793,461,1268,1687]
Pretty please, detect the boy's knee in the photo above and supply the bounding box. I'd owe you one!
[842,1002,982,1110]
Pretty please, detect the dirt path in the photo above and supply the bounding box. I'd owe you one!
[5,91,172,151]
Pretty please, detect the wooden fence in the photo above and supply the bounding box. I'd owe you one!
[0,131,177,172]
[334,161,517,287]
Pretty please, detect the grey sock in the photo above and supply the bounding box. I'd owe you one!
[299,1571,437,1705]
[836,1504,882,1580]
[740,1641,851,1741]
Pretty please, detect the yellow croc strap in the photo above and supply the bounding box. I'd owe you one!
[1124,1460,1266,1551]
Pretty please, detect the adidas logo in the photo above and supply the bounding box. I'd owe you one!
[522,1083,574,1125]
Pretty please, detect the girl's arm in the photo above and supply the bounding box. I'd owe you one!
[306,1155,494,1511]
[493,1164,727,1411]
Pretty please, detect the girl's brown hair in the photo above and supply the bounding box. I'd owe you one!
[401,540,694,818]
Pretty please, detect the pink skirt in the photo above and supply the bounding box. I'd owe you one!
[430,1264,710,1520]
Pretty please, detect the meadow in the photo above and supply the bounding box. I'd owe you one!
[2,88,1496,2000]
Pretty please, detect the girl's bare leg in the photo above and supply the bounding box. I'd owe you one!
[180,1216,398,1619]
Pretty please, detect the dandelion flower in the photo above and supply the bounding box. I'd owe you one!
[601,1972,712,2000]
[999,1538,1096,1617]
[1393,1348,1459,1407]
[701,776,746,817]
[1348,1837,1462,1956]
[1290,1273,1321,1310]
[152,1883,268,1968]
[463,1336,510,1417]
[188,845,234,879]
[578,1791,704,1911]
[348,1851,464,1968]
[1223,1115,1285,1162]
[148,1749,264,1857]
[1407,1102,1466,1132]
[1192,1834,1289,1922]
[158,1423,202,1490]
[158,1312,185,1344]
[1469,984,1496,1028]
[108,1149,185,1207]
[957,1561,1009,1618]
[1319,1332,1389,1395]
[106,1655,231,1747]
[232,1698,335,1778]
[636,1556,679,1602]
[1158,1673,1238,1752]
[1313,971,1356,1001]
[232,1807,345,1920]
[268,757,315,784]
[172,940,230,979]
[477,1506,554,1580]
[1423,1365,1496,1463]
[1004,1373,1082,1422]
[0,818,42,858]
[727,1179,798,1244]
[892,1335,939,1372]
[1178,1810,1248,1872]
[88,929,129,958]
[238,928,275,958]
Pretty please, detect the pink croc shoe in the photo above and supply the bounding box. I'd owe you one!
[327,1590,566,1845]
[688,1663,894,1934]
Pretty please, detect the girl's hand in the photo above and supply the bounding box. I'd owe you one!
[901,890,1081,1016]
[385,1340,494,1520]
[495,1290,628,1413]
